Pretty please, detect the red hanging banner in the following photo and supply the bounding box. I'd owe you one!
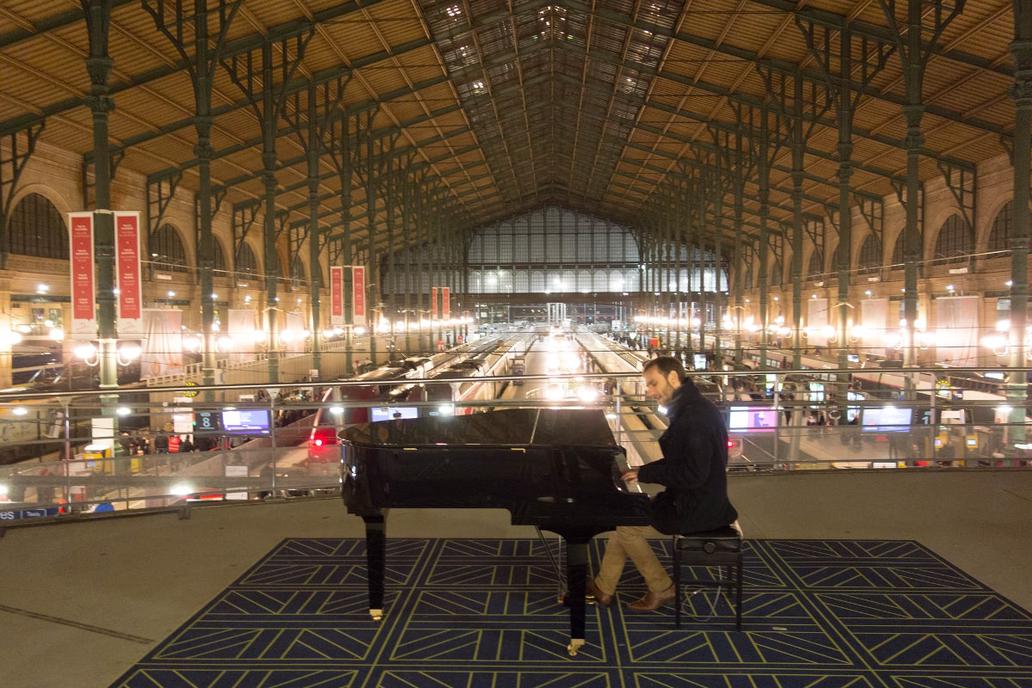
[442,287,450,320]
[431,287,439,319]
[68,212,96,340]
[114,211,143,334]
[352,265,367,326]
[330,266,344,325]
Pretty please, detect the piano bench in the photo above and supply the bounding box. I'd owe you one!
[671,523,743,631]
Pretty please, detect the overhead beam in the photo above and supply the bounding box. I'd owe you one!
[0,0,400,136]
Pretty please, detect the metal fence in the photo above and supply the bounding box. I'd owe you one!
[0,367,1028,526]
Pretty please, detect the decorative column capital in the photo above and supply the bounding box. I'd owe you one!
[84,94,114,114]
[1010,76,1032,106]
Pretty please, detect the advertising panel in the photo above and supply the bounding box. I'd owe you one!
[68,212,96,340]
[431,287,438,319]
[442,286,450,320]
[329,266,344,325]
[114,211,143,335]
[352,265,367,326]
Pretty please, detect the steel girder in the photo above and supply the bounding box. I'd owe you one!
[0,0,399,137]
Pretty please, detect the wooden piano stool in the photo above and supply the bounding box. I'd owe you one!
[671,522,744,631]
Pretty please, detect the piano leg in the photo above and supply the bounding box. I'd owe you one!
[565,537,589,656]
[364,514,386,621]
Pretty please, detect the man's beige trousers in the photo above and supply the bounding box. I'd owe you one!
[593,525,674,594]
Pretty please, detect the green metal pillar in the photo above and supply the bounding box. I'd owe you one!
[416,184,428,353]
[901,0,925,388]
[758,108,771,367]
[836,28,855,377]
[713,159,725,365]
[402,172,414,356]
[144,0,239,391]
[261,46,280,384]
[676,181,688,353]
[307,86,322,374]
[429,191,438,349]
[733,142,745,366]
[697,174,708,357]
[84,0,118,395]
[791,76,805,369]
[338,115,354,375]
[664,195,673,350]
[366,127,378,365]
[1009,0,1032,443]
[385,156,397,358]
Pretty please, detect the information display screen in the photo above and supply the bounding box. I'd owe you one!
[370,406,420,423]
[195,411,221,433]
[221,409,271,435]
[728,407,778,432]
[861,405,913,433]
[846,391,864,423]
[693,354,707,371]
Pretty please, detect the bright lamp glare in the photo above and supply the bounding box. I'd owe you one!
[544,384,565,402]
[170,482,193,497]
[74,343,97,360]
[576,386,599,403]
[118,343,142,361]
[329,406,344,415]
[116,406,131,417]
[12,406,28,416]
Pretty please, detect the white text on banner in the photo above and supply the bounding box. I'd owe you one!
[330,266,344,326]
[352,265,367,327]
[114,211,143,336]
[68,212,96,341]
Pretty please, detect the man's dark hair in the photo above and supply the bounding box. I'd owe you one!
[643,355,686,381]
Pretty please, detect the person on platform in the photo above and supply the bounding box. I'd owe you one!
[587,355,739,611]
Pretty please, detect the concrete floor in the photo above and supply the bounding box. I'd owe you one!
[1,470,1030,688]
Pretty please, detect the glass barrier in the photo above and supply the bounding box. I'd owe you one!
[1,351,1030,525]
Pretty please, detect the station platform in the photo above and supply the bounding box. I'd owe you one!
[1,469,1030,687]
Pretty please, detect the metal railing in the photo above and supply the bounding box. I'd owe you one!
[0,365,1029,527]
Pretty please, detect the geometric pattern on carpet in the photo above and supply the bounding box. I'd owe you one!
[111,538,1032,688]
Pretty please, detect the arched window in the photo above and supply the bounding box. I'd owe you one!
[7,192,67,259]
[891,231,906,265]
[857,235,882,272]
[988,200,1013,253]
[290,255,306,288]
[807,250,823,277]
[151,224,189,273]
[237,243,259,277]
[933,214,972,264]
[212,237,227,272]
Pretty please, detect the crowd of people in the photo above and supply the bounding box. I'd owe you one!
[117,426,216,456]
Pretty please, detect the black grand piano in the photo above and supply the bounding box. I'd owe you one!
[340,407,651,656]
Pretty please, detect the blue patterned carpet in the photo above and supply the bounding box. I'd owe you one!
[113,538,1032,688]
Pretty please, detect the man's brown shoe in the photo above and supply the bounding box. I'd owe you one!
[585,578,613,608]
[626,584,676,611]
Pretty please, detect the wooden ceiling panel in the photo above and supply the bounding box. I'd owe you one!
[0,0,1022,243]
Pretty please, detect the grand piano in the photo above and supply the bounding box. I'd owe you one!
[340,407,651,655]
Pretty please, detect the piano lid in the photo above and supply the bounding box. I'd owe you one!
[341,408,619,449]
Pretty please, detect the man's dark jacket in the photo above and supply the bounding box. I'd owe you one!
[636,379,738,534]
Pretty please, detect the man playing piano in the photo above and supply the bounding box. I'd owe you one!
[587,356,739,611]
